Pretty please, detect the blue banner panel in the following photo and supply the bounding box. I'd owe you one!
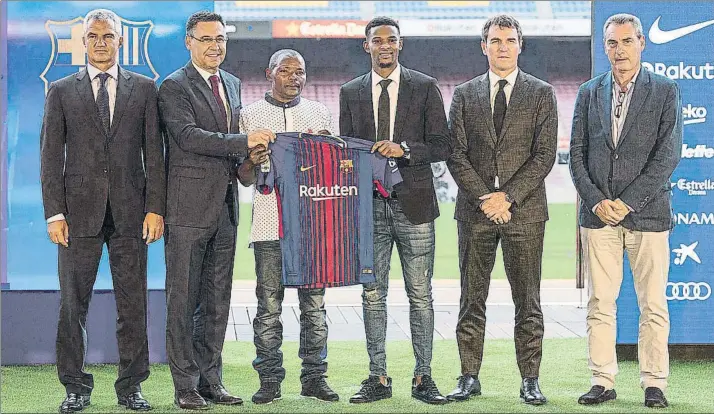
[5,1,212,290]
[593,1,714,344]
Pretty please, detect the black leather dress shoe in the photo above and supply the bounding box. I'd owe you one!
[59,393,90,414]
[118,391,151,411]
[174,389,208,410]
[412,375,449,405]
[644,387,668,408]
[198,384,243,405]
[446,374,481,401]
[578,385,617,405]
[349,376,392,404]
[520,377,547,405]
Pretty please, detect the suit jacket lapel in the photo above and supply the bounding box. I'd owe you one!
[393,67,413,142]
[475,74,497,146]
[498,70,531,142]
[221,69,240,133]
[617,67,650,148]
[109,67,134,140]
[358,73,376,141]
[597,74,615,150]
[75,69,106,137]
[185,62,226,133]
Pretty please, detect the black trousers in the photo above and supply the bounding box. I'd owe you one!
[56,203,149,397]
[455,220,545,378]
[165,192,237,391]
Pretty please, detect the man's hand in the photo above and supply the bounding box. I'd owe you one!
[245,145,270,167]
[479,192,512,220]
[47,220,69,247]
[371,140,404,158]
[613,198,632,219]
[595,199,625,226]
[143,212,164,245]
[490,210,512,225]
[247,129,276,149]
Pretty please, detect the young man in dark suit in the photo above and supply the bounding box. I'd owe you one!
[40,8,165,414]
[339,16,451,405]
[158,10,274,410]
[446,14,557,406]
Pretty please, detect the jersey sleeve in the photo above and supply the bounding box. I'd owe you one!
[256,140,285,194]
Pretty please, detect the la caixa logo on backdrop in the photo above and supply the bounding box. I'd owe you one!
[40,14,159,95]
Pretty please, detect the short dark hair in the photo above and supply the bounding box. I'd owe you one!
[365,16,400,38]
[186,10,224,36]
[481,14,522,43]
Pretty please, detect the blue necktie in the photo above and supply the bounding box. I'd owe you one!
[96,72,111,134]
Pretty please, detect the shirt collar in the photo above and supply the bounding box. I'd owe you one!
[87,63,119,81]
[192,62,221,84]
[612,68,639,93]
[264,92,301,109]
[488,67,519,89]
[372,64,401,89]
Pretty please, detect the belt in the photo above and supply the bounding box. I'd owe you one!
[373,189,398,200]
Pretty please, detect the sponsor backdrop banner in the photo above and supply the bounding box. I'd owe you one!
[593,1,714,344]
[5,1,211,290]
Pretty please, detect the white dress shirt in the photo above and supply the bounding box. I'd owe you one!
[371,64,401,141]
[488,68,519,112]
[47,64,120,224]
[193,62,231,132]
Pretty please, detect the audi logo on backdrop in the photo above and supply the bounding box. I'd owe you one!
[666,282,711,301]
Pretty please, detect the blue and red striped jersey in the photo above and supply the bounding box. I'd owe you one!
[256,132,402,288]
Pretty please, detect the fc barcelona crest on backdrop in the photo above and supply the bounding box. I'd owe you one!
[40,15,159,94]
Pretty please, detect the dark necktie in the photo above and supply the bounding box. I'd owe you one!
[96,72,111,134]
[493,79,508,138]
[209,74,228,131]
[377,79,392,141]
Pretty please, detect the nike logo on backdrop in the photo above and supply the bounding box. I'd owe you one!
[300,165,316,172]
[649,16,714,44]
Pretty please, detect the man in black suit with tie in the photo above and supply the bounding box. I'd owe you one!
[40,8,165,414]
[445,15,557,405]
[158,11,274,410]
[339,16,451,405]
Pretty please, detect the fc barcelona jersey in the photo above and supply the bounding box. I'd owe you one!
[256,132,402,288]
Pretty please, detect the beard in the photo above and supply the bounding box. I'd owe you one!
[378,61,394,68]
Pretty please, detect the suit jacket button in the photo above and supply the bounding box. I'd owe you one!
[103,168,108,173]
[224,172,229,176]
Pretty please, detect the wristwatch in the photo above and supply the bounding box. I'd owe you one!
[504,192,515,204]
[399,141,411,159]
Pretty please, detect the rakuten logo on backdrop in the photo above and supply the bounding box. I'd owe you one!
[642,61,714,80]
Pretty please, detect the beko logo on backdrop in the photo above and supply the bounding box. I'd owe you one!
[674,213,714,225]
[683,104,707,125]
[642,61,714,80]
[681,144,714,158]
[671,179,714,195]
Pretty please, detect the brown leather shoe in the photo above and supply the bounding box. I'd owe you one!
[174,389,208,410]
[198,384,243,405]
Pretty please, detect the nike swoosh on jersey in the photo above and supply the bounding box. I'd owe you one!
[300,165,316,172]
[649,16,714,44]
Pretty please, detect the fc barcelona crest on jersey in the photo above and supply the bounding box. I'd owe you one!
[40,15,159,95]
[339,159,354,174]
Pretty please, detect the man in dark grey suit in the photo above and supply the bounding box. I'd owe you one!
[340,16,450,406]
[570,14,681,409]
[40,8,165,414]
[446,14,557,405]
[158,11,274,410]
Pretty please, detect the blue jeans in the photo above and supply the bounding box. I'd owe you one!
[252,241,328,383]
[363,198,436,377]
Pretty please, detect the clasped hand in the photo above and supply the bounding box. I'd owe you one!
[595,199,630,226]
[479,192,512,225]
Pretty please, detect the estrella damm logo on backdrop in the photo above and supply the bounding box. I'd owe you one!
[40,15,159,94]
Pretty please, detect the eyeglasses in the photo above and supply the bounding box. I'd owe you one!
[189,34,227,46]
[614,90,626,118]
